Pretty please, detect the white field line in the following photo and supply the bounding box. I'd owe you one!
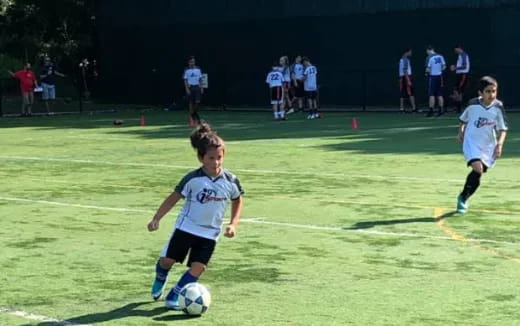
[0,195,518,247]
[2,155,519,185]
[0,307,92,326]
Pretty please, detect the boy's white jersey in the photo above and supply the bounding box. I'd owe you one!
[304,65,318,91]
[460,98,508,167]
[266,70,284,87]
[183,67,202,86]
[399,57,412,77]
[456,52,470,74]
[291,63,305,80]
[426,54,446,76]
[174,168,243,240]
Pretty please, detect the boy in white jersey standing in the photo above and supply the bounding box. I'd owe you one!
[183,56,204,127]
[450,45,470,113]
[456,76,507,213]
[148,122,244,309]
[266,63,286,120]
[398,48,417,113]
[279,56,294,114]
[425,46,446,117]
[291,55,305,113]
[303,57,319,119]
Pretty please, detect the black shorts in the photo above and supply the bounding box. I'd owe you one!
[188,85,202,104]
[294,80,305,98]
[455,73,469,92]
[467,159,488,173]
[428,75,444,97]
[164,229,216,266]
[399,76,414,98]
[306,90,318,100]
[270,86,283,103]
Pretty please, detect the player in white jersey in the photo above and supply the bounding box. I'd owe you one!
[266,63,286,120]
[291,55,305,112]
[183,56,203,127]
[450,45,471,113]
[456,76,507,213]
[147,123,244,309]
[279,56,294,114]
[303,57,319,119]
[425,46,447,117]
[398,48,417,113]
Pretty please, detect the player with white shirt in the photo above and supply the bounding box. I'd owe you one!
[183,56,204,127]
[398,48,417,113]
[279,56,294,114]
[456,76,507,213]
[450,45,471,113]
[303,57,319,119]
[291,55,305,112]
[147,122,244,310]
[425,46,447,117]
[266,63,286,120]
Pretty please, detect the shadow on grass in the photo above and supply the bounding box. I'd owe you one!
[346,211,458,229]
[21,301,192,326]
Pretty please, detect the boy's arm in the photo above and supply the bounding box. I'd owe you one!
[494,130,507,159]
[225,196,243,238]
[147,191,182,231]
[55,71,66,77]
[7,70,15,77]
[457,121,466,143]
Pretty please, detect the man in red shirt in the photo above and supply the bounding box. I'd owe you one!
[8,63,38,116]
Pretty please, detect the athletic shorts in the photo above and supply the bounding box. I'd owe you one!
[306,90,318,100]
[188,85,202,103]
[21,92,34,105]
[455,73,469,92]
[161,228,216,266]
[42,83,56,100]
[294,80,305,98]
[399,76,414,98]
[270,86,283,105]
[467,158,488,173]
[428,75,444,97]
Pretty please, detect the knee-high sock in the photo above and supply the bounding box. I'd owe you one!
[460,170,481,201]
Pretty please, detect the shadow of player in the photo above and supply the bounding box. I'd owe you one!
[345,211,457,229]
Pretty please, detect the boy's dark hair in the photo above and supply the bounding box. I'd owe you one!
[454,44,463,49]
[302,56,310,62]
[403,47,412,54]
[426,45,435,51]
[190,122,225,157]
[478,76,498,92]
[188,56,195,61]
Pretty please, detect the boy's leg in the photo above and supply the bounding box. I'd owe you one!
[409,96,417,112]
[427,96,435,116]
[152,257,175,300]
[457,160,485,213]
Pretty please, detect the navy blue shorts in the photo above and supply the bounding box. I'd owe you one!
[428,75,444,97]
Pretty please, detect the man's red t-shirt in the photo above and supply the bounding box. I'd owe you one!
[14,69,37,93]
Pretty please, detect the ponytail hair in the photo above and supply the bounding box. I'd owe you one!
[190,122,225,157]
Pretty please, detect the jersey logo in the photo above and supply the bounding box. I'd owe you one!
[196,188,226,203]
[474,117,495,128]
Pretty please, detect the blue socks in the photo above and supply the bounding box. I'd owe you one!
[155,260,170,282]
[166,270,199,300]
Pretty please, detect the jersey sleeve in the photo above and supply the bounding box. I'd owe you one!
[14,71,22,80]
[459,107,470,123]
[496,107,508,131]
[231,176,244,200]
[174,174,192,198]
[266,73,270,84]
[441,56,446,66]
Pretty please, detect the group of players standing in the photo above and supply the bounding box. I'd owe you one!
[266,55,319,121]
[399,45,471,116]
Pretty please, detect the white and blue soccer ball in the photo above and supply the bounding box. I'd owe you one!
[178,282,211,315]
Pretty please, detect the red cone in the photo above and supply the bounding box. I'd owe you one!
[351,117,358,130]
[140,115,146,127]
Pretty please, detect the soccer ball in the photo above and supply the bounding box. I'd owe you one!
[178,282,211,315]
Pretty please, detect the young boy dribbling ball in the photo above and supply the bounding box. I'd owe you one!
[456,76,507,213]
[147,123,244,309]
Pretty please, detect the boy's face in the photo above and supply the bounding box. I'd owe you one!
[455,48,462,54]
[295,56,301,63]
[188,58,195,67]
[303,61,310,66]
[406,50,412,57]
[199,147,225,176]
[479,85,497,105]
[25,63,31,70]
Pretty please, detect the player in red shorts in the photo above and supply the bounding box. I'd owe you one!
[450,45,470,113]
[8,63,39,116]
[398,48,417,113]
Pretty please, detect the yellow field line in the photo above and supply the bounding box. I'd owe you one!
[434,207,520,263]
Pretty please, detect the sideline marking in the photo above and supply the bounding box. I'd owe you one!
[0,307,93,326]
[2,155,519,186]
[435,207,520,263]
[0,196,518,246]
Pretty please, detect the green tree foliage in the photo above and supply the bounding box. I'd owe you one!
[0,0,95,72]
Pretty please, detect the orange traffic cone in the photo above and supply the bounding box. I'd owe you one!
[351,117,358,130]
[140,115,146,127]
